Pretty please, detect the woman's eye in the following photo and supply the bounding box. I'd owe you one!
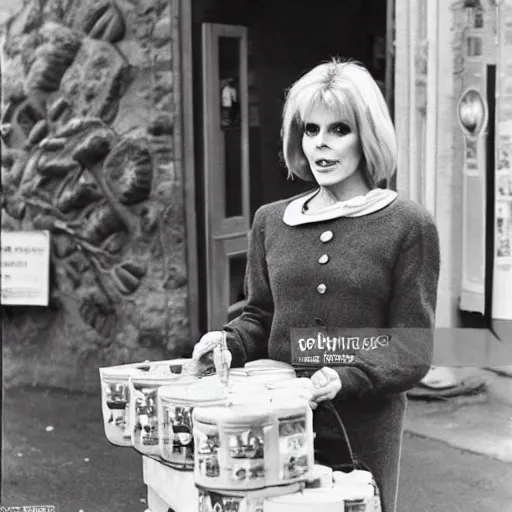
[333,123,351,136]
[304,123,319,136]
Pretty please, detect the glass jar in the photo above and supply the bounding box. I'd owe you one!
[244,359,296,371]
[245,368,296,386]
[100,359,198,448]
[269,396,314,485]
[265,377,315,402]
[99,361,153,447]
[158,375,244,469]
[129,370,196,457]
[193,402,274,491]
[193,393,314,491]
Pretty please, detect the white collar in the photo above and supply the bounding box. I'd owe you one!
[283,188,398,226]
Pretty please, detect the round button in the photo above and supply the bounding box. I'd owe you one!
[320,230,334,243]
[318,254,329,264]
[317,284,327,294]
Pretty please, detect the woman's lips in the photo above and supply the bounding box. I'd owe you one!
[314,159,338,169]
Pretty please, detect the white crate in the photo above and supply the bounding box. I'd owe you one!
[143,456,197,512]
[142,456,304,512]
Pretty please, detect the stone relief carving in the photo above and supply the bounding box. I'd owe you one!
[1,0,185,365]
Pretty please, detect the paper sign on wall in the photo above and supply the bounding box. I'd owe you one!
[1,231,51,306]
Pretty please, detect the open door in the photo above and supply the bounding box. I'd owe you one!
[202,23,250,330]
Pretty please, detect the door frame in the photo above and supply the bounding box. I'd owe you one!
[179,0,200,341]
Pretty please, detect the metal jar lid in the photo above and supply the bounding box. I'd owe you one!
[99,361,152,382]
[193,401,273,427]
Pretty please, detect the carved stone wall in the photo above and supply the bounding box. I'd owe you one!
[1,0,190,391]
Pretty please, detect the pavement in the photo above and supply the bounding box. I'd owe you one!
[2,375,512,512]
[398,432,512,512]
[405,366,512,464]
[1,386,147,512]
[405,394,512,464]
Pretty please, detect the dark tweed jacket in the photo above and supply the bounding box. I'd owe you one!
[224,194,441,512]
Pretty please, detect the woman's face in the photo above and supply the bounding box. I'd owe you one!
[301,103,363,191]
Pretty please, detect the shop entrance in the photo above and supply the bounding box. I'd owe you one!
[190,0,391,333]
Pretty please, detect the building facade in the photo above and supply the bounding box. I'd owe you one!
[1,0,509,391]
[395,0,512,364]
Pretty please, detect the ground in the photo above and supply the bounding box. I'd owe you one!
[1,387,512,511]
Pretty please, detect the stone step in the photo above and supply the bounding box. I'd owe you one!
[454,366,512,408]
[405,376,512,463]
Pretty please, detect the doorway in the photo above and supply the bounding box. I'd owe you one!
[190,0,390,333]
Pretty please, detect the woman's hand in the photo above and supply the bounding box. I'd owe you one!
[309,367,342,409]
[192,331,232,374]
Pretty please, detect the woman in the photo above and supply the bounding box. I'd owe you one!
[193,59,440,512]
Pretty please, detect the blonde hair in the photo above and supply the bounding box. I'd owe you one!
[281,58,397,186]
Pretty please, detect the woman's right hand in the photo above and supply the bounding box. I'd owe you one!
[192,331,224,360]
[192,331,233,373]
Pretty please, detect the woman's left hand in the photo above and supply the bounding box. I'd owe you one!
[309,367,342,409]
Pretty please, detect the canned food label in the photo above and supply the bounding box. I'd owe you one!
[105,383,128,409]
[371,495,382,512]
[162,406,194,463]
[134,389,159,446]
[123,402,131,437]
[196,431,221,478]
[345,499,367,512]
[198,489,264,512]
[278,415,309,480]
[227,427,265,482]
[108,408,126,431]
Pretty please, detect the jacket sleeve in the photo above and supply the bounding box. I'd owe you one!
[334,214,441,399]
[222,207,274,367]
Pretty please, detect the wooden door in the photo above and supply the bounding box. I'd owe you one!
[202,23,250,330]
